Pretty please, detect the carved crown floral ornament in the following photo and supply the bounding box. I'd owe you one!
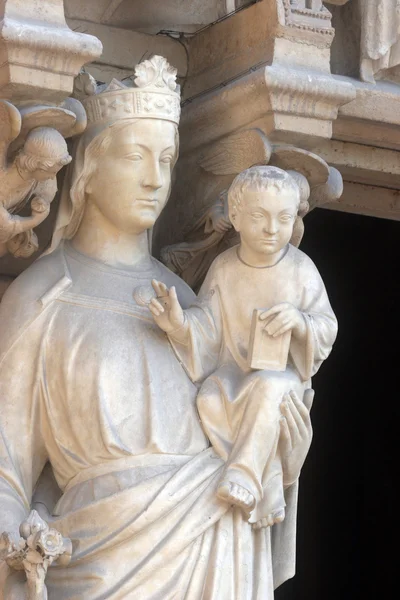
[82,55,181,127]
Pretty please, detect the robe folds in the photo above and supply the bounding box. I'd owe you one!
[167,244,337,524]
[0,243,298,599]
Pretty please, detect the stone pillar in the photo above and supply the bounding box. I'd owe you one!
[0,0,102,294]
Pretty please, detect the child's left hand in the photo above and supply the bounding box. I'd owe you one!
[259,303,307,340]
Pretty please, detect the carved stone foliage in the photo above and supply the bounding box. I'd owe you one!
[0,99,86,259]
[160,128,343,291]
[284,0,334,36]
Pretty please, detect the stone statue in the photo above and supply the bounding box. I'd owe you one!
[150,166,337,530]
[161,143,342,292]
[0,56,314,599]
[359,0,400,83]
[0,101,72,258]
[329,0,400,83]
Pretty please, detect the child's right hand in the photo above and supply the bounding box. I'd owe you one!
[150,280,186,335]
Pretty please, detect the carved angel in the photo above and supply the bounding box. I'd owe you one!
[0,101,71,258]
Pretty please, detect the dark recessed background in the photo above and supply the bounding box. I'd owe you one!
[276,208,398,600]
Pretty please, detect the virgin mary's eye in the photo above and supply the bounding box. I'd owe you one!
[160,155,173,164]
[124,154,142,161]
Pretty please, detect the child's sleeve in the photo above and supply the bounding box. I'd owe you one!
[290,262,338,381]
[168,262,223,384]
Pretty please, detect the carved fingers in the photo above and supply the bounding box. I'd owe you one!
[212,215,232,233]
[279,390,314,487]
[259,303,306,339]
[31,196,50,215]
[149,280,185,334]
[151,279,169,298]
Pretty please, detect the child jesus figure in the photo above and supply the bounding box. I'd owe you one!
[150,166,338,528]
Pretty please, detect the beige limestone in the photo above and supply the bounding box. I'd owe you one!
[0,98,92,259]
[0,56,315,599]
[160,141,343,290]
[323,181,400,221]
[329,0,400,83]
[0,0,102,103]
[151,165,337,529]
[66,19,188,83]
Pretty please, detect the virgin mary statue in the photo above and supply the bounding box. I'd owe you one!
[0,56,312,599]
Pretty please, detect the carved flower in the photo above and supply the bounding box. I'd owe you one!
[20,509,47,540]
[161,62,178,91]
[34,529,65,558]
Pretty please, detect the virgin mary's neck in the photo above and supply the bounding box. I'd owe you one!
[71,202,153,271]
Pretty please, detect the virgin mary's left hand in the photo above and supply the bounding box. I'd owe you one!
[279,389,314,487]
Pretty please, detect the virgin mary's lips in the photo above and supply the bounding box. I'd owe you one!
[137,198,158,205]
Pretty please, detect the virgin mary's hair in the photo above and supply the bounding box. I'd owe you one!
[228,166,301,217]
[65,119,179,239]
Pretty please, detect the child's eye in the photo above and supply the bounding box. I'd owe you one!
[280,214,294,222]
[251,213,263,219]
[160,156,173,164]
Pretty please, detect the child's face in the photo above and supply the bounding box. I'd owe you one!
[232,187,298,256]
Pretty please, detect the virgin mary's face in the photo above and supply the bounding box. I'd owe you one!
[85,119,177,234]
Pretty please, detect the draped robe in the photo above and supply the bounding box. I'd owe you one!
[0,243,298,599]
[167,244,337,522]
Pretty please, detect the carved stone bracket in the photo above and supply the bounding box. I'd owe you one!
[0,0,102,103]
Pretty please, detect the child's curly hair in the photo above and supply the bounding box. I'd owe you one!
[228,166,301,217]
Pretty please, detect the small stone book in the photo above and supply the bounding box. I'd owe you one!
[247,309,291,371]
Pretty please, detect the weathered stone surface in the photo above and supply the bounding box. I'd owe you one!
[0,0,102,102]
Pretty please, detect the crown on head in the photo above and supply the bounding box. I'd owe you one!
[82,55,181,127]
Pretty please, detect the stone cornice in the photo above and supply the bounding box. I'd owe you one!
[180,64,355,153]
[0,0,102,102]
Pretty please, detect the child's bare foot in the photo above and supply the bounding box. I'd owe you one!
[217,481,255,511]
[252,508,285,530]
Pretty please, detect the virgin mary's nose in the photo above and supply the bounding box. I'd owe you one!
[143,158,163,190]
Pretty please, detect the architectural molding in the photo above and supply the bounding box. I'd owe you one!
[0,0,102,103]
[67,19,188,83]
[180,63,355,153]
[283,1,334,37]
[324,181,400,221]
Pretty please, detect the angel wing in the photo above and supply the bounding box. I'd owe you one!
[0,101,22,170]
[198,128,272,175]
[308,166,343,211]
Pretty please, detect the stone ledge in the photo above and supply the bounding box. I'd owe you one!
[333,76,400,150]
[324,182,400,221]
[180,64,355,152]
[0,5,102,102]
